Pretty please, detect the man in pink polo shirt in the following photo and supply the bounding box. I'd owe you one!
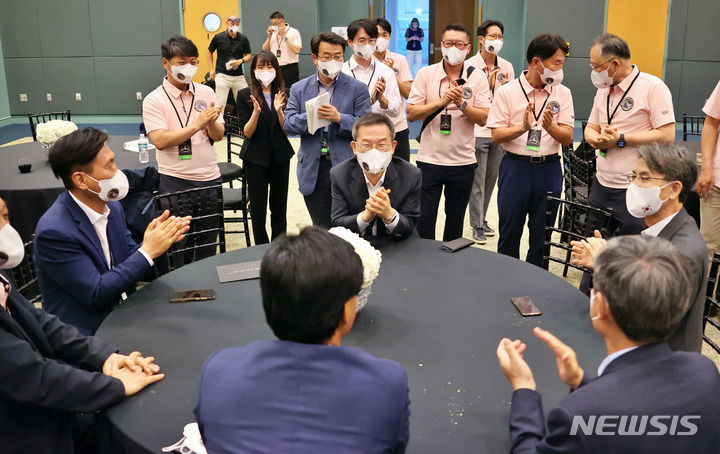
[486,34,574,267]
[585,33,675,236]
[262,11,302,90]
[374,17,414,162]
[143,35,225,265]
[466,19,515,244]
[696,80,720,260]
[407,23,491,242]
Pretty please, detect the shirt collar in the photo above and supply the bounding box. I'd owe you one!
[315,73,338,90]
[614,65,639,91]
[641,210,679,237]
[69,191,110,226]
[597,346,639,376]
[362,170,386,189]
[520,70,552,95]
[348,55,375,72]
[162,76,195,99]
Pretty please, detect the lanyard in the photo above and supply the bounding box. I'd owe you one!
[350,62,377,88]
[520,80,550,124]
[484,56,498,95]
[606,71,640,126]
[437,63,465,113]
[162,82,195,128]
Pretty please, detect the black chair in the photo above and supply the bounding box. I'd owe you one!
[154,184,226,272]
[543,192,613,279]
[702,252,720,354]
[27,110,72,141]
[223,114,252,247]
[567,148,596,204]
[219,114,244,185]
[9,238,41,305]
[682,114,705,141]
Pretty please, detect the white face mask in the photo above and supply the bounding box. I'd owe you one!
[357,148,392,175]
[441,46,467,66]
[590,63,616,89]
[484,39,503,55]
[625,182,671,218]
[84,170,130,202]
[375,38,389,53]
[228,25,240,34]
[352,43,375,60]
[0,224,24,269]
[270,25,279,33]
[255,69,276,87]
[317,59,343,80]
[169,63,198,84]
[538,60,564,87]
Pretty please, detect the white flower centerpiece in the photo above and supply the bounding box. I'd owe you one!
[36,120,78,151]
[329,227,382,312]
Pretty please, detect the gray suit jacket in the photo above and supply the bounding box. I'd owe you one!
[658,208,708,352]
[330,157,421,240]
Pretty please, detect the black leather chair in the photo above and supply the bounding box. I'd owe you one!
[27,110,72,141]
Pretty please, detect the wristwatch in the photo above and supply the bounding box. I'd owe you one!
[458,101,467,111]
[616,133,626,148]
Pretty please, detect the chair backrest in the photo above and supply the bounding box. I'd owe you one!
[27,109,72,141]
[154,184,226,272]
[567,148,596,203]
[224,114,246,164]
[682,114,705,141]
[703,252,720,354]
[9,238,41,304]
[543,192,613,276]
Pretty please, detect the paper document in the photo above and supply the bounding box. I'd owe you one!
[217,261,261,283]
[305,92,331,134]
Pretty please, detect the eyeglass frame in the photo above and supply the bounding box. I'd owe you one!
[227,18,240,24]
[626,173,674,184]
[440,40,471,50]
[589,58,615,71]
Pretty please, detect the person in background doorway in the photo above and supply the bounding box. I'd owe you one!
[405,18,424,77]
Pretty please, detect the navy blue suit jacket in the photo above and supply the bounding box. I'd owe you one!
[330,156,422,240]
[284,72,371,195]
[34,192,152,335]
[509,343,720,453]
[195,339,410,454]
[0,271,125,454]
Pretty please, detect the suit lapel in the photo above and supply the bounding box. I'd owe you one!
[62,193,109,270]
[657,208,690,241]
[349,162,370,214]
[385,161,399,207]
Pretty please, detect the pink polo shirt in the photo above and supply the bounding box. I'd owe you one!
[466,53,515,138]
[486,72,574,156]
[588,65,675,188]
[143,78,223,181]
[385,50,412,132]
[702,80,720,186]
[408,61,491,166]
[268,26,302,66]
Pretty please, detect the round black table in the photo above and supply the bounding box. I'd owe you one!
[0,135,156,241]
[97,237,606,453]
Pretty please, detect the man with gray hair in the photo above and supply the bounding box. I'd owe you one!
[571,143,707,352]
[330,113,421,239]
[585,33,675,236]
[497,235,720,453]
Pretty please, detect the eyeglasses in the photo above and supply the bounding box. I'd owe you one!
[485,34,503,40]
[589,58,614,71]
[626,174,673,184]
[228,18,240,24]
[354,38,377,46]
[356,142,392,152]
[441,41,470,50]
[316,55,344,62]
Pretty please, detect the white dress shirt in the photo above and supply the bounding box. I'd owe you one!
[641,211,678,237]
[597,346,639,376]
[343,56,402,118]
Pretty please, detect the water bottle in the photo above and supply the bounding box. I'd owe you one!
[138,133,149,163]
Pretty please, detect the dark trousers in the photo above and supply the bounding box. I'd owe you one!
[158,174,222,267]
[394,128,411,162]
[588,176,646,236]
[280,63,299,92]
[416,162,477,241]
[303,158,333,229]
[245,160,290,244]
[497,157,562,267]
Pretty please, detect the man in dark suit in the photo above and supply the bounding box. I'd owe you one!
[34,128,190,335]
[284,31,372,228]
[195,227,410,453]
[0,195,164,454]
[330,113,421,240]
[571,143,707,352]
[497,235,720,453]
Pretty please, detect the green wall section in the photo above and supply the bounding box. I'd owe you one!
[0,33,10,119]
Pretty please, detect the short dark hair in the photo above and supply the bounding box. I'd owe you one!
[347,19,378,41]
[594,236,692,344]
[442,23,471,43]
[260,227,363,344]
[375,17,392,36]
[161,35,199,60]
[48,127,108,190]
[352,112,396,140]
[526,34,569,64]
[269,11,284,20]
[638,143,698,204]
[591,33,631,60]
[249,50,285,109]
[477,19,504,37]
[310,31,347,55]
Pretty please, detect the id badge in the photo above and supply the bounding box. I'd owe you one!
[276,49,281,58]
[179,139,193,160]
[321,131,329,154]
[526,129,541,152]
[440,113,452,135]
